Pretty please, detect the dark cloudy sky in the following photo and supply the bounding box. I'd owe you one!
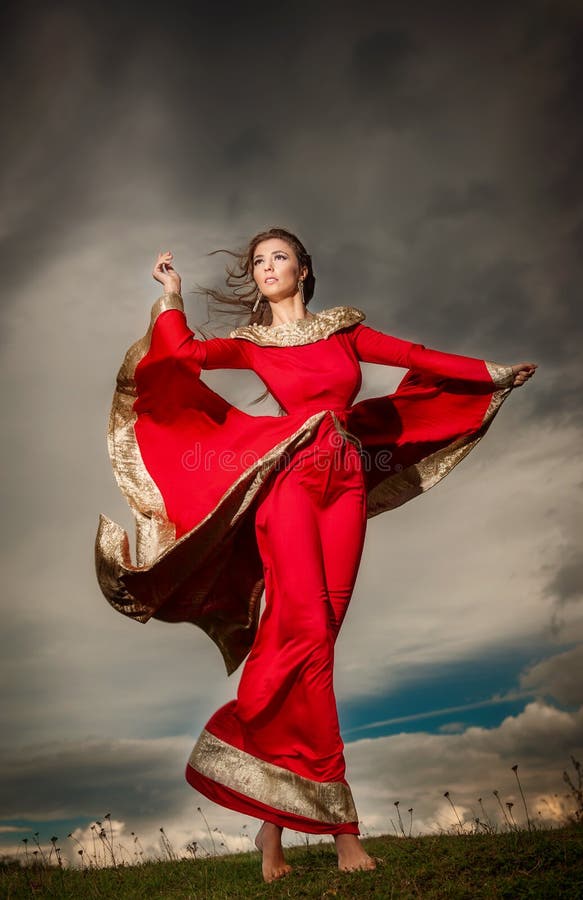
[1,0,582,863]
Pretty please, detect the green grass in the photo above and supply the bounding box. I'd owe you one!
[2,826,582,899]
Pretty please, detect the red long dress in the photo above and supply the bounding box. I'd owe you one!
[95,292,515,835]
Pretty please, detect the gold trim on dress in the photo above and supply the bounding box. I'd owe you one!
[229,306,366,346]
[485,360,515,388]
[188,729,358,823]
[98,295,180,622]
[154,292,185,317]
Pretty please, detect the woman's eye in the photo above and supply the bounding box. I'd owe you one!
[254,254,286,265]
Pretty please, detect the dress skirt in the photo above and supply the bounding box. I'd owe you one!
[186,416,367,834]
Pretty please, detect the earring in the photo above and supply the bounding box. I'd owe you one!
[298,279,305,306]
[252,291,263,313]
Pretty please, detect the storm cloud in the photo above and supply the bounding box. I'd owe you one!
[1,0,581,858]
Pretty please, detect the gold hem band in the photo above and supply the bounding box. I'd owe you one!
[188,729,358,824]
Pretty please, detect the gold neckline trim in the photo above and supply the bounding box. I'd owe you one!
[229,305,366,347]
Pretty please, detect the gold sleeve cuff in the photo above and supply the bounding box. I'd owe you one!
[484,361,515,389]
[150,292,185,326]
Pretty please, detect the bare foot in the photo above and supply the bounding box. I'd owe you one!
[334,833,377,873]
[254,822,293,883]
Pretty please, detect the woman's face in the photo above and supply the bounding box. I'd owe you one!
[252,239,307,302]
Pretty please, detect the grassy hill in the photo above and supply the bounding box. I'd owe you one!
[1,826,582,899]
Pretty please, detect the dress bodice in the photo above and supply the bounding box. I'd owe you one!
[241,335,365,415]
[228,307,366,415]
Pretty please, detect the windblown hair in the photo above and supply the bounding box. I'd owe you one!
[194,226,316,329]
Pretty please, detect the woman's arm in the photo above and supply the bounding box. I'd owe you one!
[149,251,251,370]
[351,323,517,388]
[149,293,251,370]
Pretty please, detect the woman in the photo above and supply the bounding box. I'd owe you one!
[95,228,536,882]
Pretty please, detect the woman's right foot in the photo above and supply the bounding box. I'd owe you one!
[254,821,293,883]
[334,833,377,872]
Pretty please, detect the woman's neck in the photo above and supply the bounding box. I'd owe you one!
[265,294,315,329]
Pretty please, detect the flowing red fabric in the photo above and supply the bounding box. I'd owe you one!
[122,304,513,833]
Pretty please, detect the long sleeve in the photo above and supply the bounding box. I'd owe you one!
[351,323,514,388]
[148,292,252,370]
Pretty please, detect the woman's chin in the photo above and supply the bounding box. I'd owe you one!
[262,289,294,303]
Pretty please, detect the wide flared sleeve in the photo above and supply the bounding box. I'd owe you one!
[345,322,516,517]
[351,322,515,388]
[95,293,337,674]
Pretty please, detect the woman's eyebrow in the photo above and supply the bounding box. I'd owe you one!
[253,250,288,262]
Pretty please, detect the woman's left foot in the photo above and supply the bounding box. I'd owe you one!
[334,833,377,872]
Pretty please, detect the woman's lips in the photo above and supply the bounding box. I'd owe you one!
[265,277,278,283]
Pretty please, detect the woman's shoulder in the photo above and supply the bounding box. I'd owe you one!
[228,306,366,347]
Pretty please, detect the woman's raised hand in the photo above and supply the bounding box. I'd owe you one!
[153,250,182,295]
[510,362,538,387]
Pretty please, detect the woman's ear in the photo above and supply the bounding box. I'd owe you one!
[300,264,308,281]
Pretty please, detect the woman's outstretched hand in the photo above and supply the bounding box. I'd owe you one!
[511,362,537,387]
[153,250,182,295]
